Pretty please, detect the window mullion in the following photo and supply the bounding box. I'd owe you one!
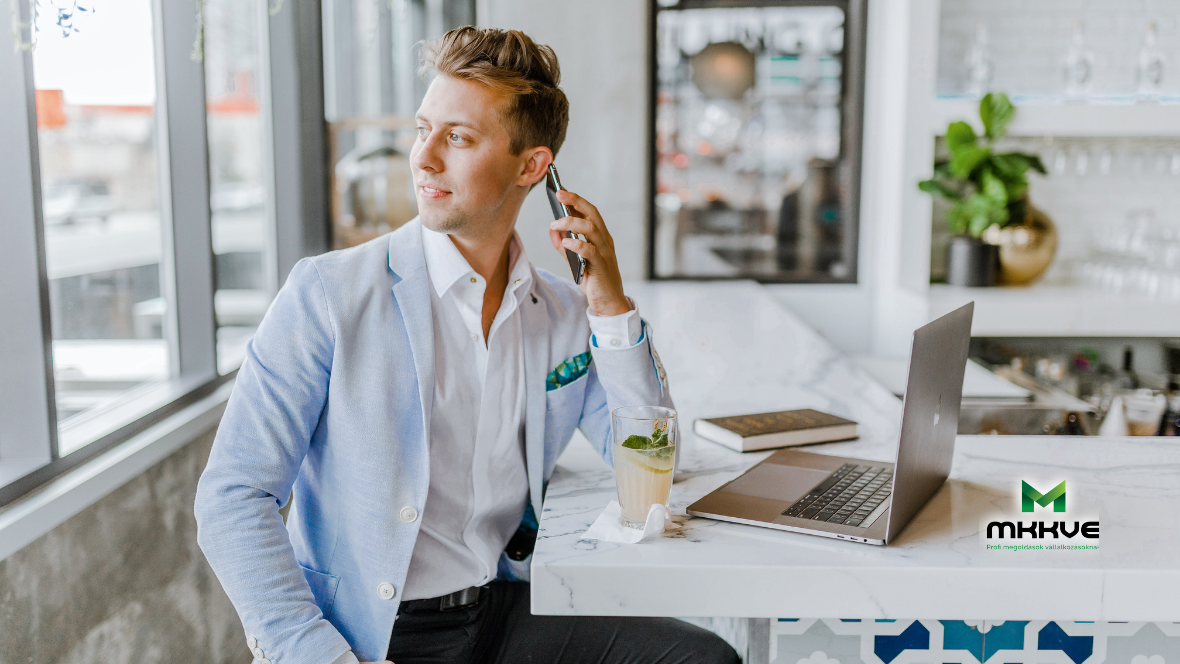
[263,0,330,288]
[152,0,217,381]
[257,0,281,298]
[0,2,58,472]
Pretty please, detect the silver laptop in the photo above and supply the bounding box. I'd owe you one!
[686,303,974,545]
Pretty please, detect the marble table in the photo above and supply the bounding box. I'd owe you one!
[530,282,1180,646]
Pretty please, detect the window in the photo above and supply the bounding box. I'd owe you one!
[0,0,326,507]
[32,0,172,454]
[650,0,867,283]
[203,0,274,374]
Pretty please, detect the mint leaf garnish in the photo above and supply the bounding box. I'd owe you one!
[622,434,652,449]
[651,426,668,448]
[651,445,675,460]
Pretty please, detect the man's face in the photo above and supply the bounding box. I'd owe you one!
[411,76,531,237]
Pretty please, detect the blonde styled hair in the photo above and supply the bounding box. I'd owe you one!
[419,26,569,157]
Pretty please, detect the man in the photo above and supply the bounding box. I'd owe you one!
[195,26,738,664]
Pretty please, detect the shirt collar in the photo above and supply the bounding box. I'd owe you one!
[505,235,533,299]
[421,225,533,299]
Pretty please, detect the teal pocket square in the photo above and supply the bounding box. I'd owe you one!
[546,351,592,391]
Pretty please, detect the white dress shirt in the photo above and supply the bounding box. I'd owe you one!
[332,227,641,664]
[402,226,641,600]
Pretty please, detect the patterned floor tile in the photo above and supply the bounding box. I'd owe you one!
[771,619,862,664]
[1038,622,1094,664]
[768,620,1179,664]
[982,621,1028,662]
[1106,623,1180,664]
[941,620,985,662]
[874,621,930,664]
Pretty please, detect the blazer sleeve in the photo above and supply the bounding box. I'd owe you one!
[194,258,352,664]
[578,318,675,465]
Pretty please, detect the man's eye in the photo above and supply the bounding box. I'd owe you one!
[450,133,466,144]
[416,127,429,138]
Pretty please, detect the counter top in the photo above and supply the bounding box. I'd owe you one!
[530,281,1180,621]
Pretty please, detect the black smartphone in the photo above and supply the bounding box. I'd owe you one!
[545,164,585,284]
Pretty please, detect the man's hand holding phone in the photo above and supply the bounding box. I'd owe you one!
[548,189,630,317]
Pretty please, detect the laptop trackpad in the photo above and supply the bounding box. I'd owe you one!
[720,464,832,503]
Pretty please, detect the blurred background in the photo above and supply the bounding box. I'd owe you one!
[4,0,1180,661]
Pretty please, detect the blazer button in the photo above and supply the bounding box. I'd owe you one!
[378,582,397,600]
[400,506,419,523]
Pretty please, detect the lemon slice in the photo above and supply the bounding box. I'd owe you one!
[619,447,674,474]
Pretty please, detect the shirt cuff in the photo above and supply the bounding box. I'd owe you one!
[588,297,642,350]
[330,651,360,664]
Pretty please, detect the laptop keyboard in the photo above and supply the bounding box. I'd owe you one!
[780,463,892,527]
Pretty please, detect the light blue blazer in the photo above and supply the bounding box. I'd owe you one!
[194,220,673,663]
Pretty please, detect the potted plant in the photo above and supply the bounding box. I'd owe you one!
[919,93,1051,287]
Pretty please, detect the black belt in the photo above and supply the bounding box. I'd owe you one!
[398,526,534,614]
[400,585,483,613]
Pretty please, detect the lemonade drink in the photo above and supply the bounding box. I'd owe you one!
[611,411,677,529]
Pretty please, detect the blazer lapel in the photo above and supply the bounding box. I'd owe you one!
[520,270,550,518]
[388,221,435,446]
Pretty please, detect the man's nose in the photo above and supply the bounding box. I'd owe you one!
[412,130,443,173]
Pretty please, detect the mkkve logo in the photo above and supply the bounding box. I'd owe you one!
[1022,480,1066,512]
[984,480,1099,548]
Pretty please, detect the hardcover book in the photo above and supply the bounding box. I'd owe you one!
[693,409,858,452]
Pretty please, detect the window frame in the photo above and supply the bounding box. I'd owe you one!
[0,0,329,510]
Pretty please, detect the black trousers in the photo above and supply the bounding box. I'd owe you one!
[386,581,741,664]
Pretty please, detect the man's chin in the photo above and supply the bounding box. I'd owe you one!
[419,208,468,234]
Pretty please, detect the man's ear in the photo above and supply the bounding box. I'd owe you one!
[518,146,553,188]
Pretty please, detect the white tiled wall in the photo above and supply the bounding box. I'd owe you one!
[937,0,1180,100]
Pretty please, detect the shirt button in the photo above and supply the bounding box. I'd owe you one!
[252,647,265,659]
[260,660,272,664]
[400,506,419,523]
[470,277,477,283]
[378,582,397,600]
[247,636,257,649]
[610,338,621,347]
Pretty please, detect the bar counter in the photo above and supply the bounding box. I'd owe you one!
[530,281,1180,662]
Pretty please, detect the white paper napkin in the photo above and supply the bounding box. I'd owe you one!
[582,501,678,543]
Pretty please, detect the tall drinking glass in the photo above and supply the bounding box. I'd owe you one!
[612,406,677,529]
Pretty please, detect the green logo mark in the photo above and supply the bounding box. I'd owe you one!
[1022,480,1066,513]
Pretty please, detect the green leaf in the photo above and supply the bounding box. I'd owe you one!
[950,146,992,179]
[918,178,962,201]
[980,168,1008,205]
[954,193,1009,238]
[964,198,993,237]
[622,434,652,450]
[980,92,1014,140]
[651,425,669,448]
[945,121,977,152]
[967,213,993,237]
[989,153,1029,180]
[946,200,971,235]
[1023,153,1048,175]
[1004,179,1029,204]
[652,445,675,460]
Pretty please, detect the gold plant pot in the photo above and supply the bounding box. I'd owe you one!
[983,201,1057,286]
